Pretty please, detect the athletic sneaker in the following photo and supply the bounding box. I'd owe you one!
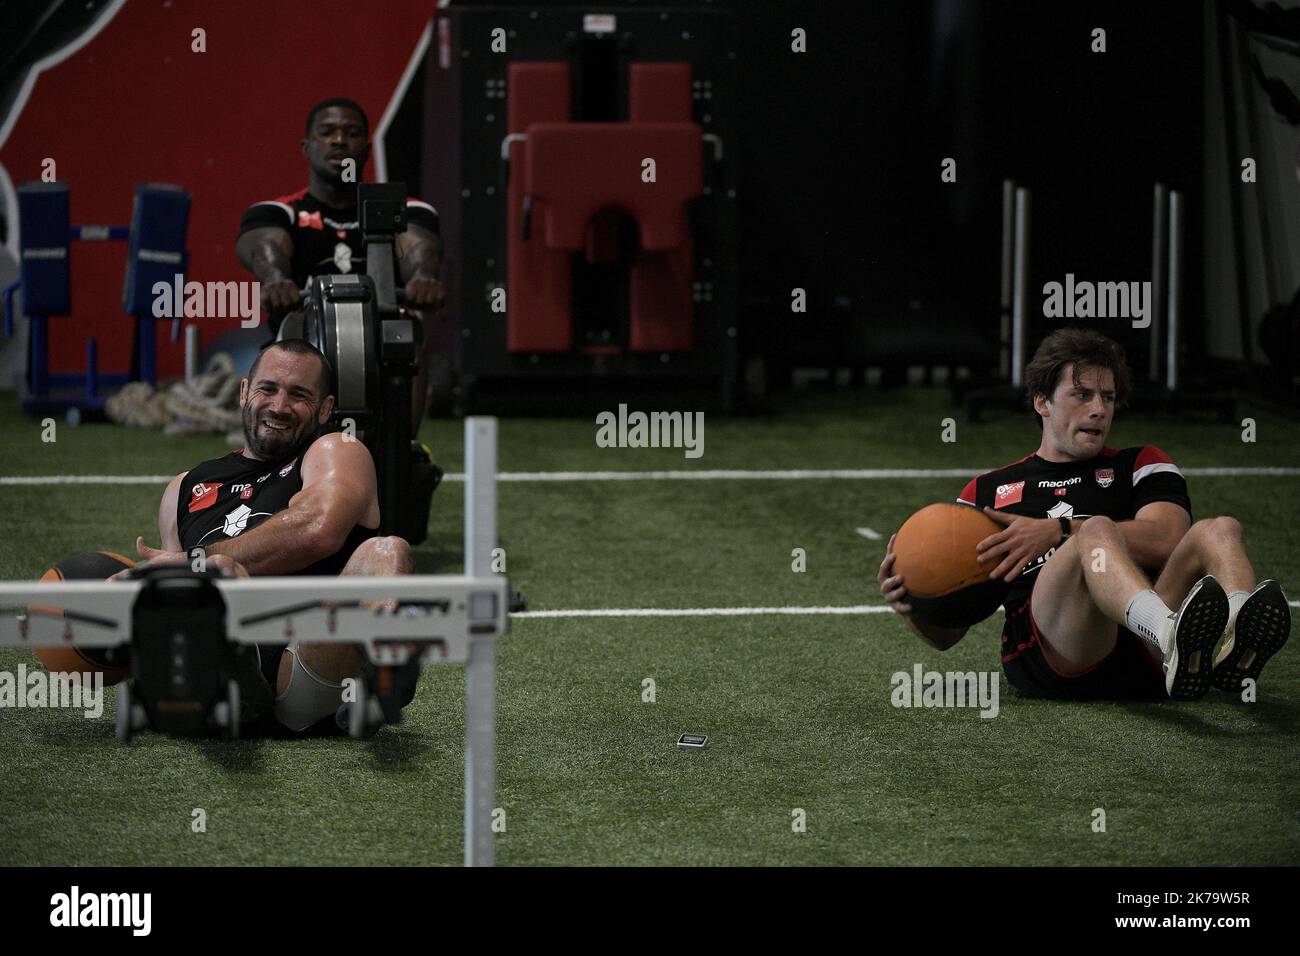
[1163,575,1229,701]
[1211,580,1291,694]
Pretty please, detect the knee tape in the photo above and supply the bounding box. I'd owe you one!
[273,645,350,732]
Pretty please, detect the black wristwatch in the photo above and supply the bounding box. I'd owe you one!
[1057,516,1072,544]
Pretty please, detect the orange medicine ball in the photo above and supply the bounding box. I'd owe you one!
[892,504,1011,628]
[33,551,135,685]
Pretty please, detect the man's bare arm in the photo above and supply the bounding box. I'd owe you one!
[903,615,969,652]
[157,473,185,552]
[878,533,968,651]
[236,225,300,316]
[201,436,379,575]
[395,223,442,281]
[395,223,445,311]
[1117,501,1191,572]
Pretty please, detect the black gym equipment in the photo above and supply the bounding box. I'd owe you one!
[423,5,738,413]
[118,564,244,741]
[289,182,442,545]
[958,180,1236,424]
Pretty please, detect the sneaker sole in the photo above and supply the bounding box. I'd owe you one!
[1165,576,1228,701]
[1212,580,1291,693]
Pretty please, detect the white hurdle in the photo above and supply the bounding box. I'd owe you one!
[0,416,507,867]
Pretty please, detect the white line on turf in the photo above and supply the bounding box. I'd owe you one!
[515,600,1300,618]
[6,466,1300,486]
[855,527,882,539]
[512,605,893,618]
[0,476,174,485]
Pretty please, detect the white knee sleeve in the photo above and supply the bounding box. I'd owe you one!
[273,645,349,732]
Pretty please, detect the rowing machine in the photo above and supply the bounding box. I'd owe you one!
[283,182,440,545]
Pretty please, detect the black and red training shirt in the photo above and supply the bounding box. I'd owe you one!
[238,187,439,287]
[955,444,1193,610]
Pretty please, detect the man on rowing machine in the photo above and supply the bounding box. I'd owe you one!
[235,96,444,438]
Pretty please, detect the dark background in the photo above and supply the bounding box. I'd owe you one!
[0,0,1268,398]
[385,0,1207,382]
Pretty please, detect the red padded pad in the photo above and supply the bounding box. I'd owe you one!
[524,123,702,253]
[507,62,572,352]
[630,241,694,352]
[626,66,697,352]
[507,62,571,132]
[629,63,693,122]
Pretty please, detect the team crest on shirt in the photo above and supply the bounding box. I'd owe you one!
[1095,468,1115,488]
[1047,500,1075,520]
[223,504,255,536]
[278,457,298,478]
[188,482,221,513]
[995,481,1025,507]
[298,210,324,230]
[333,242,353,273]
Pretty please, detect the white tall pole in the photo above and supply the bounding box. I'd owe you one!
[184,324,200,383]
[1011,187,1031,388]
[464,416,498,866]
[1000,180,1016,380]
[1149,183,1167,383]
[1166,191,1184,393]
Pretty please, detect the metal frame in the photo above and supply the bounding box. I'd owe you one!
[0,416,505,867]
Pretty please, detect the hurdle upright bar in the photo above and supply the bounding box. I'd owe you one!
[1010,187,1031,388]
[1149,183,1168,383]
[1165,191,1184,393]
[463,416,498,867]
[999,180,1015,381]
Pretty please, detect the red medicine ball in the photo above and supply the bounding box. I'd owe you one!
[892,504,1011,628]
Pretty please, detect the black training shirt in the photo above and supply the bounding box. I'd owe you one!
[176,442,378,576]
[955,444,1192,610]
[238,187,439,287]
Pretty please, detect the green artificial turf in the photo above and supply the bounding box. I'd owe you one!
[0,387,1296,865]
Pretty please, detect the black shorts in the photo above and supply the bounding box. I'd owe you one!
[256,642,288,689]
[1000,595,1166,701]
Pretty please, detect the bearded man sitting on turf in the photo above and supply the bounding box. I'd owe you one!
[118,338,412,732]
[877,327,1290,701]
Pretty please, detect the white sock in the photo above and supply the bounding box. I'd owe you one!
[1226,590,1250,629]
[1125,589,1175,653]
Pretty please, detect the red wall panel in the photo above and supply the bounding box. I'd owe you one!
[0,0,433,378]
